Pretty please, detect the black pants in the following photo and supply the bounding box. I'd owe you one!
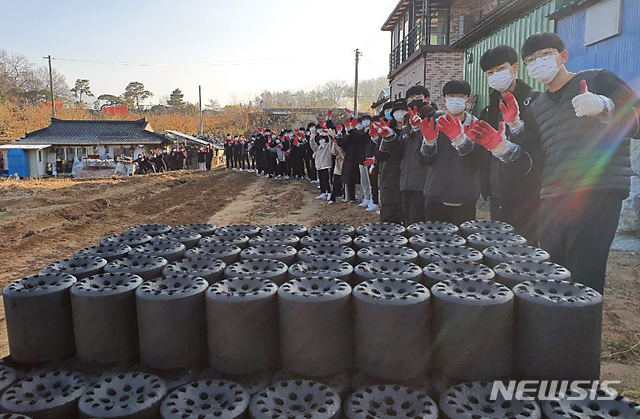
[425,201,476,226]
[370,169,379,205]
[250,156,256,170]
[305,157,317,181]
[330,174,343,202]
[276,161,286,176]
[318,169,331,194]
[538,191,623,294]
[225,154,232,169]
[380,186,403,223]
[402,191,426,225]
[344,184,356,201]
[491,197,539,246]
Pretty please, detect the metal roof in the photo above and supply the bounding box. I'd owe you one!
[165,130,211,147]
[453,0,550,48]
[15,118,168,146]
[0,144,51,150]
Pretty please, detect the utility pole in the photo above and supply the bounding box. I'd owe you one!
[198,85,203,137]
[46,55,55,117]
[354,49,361,116]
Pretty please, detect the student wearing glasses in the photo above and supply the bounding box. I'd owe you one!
[468,32,640,294]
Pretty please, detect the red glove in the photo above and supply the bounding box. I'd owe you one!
[327,110,333,119]
[464,119,479,136]
[277,144,283,150]
[420,117,439,144]
[336,124,344,133]
[318,120,326,129]
[369,123,380,140]
[364,157,374,167]
[374,120,394,138]
[344,118,352,130]
[285,150,290,157]
[437,114,463,141]
[408,106,422,130]
[468,121,506,151]
[345,108,354,117]
[499,92,520,125]
[294,128,300,133]
[293,138,299,146]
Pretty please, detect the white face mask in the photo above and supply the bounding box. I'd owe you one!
[394,110,408,121]
[310,127,316,133]
[526,54,561,85]
[446,97,467,115]
[362,120,371,127]
[356,124,364,130]
[487,68,514,93]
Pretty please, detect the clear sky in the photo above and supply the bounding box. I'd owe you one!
[1,0,396,106]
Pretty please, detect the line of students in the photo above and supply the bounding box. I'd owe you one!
[225,32,640,294]
[371,31,638,294]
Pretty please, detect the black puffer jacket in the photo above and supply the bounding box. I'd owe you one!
[520,70,640,199]
[337,129,364,185]
[480,80,540,202]
[384,127,428,192]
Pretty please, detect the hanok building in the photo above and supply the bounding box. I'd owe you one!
[0,118,168,177]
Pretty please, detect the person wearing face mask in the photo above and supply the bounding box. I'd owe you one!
[420,80,484,225]
[224,135,233,171]
[309,125,334,200]
[479,45,541,244]
[382,93,436,225]
[382,101,394,122]
[265,134,278,178]
[373,99,406,223]
[304,123,319,183]
[336,114,363,203]
[357,115,375,209]
[468,32,640,294]
[405,85,438,119]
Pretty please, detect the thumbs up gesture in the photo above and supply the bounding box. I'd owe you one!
[572,80,610,118]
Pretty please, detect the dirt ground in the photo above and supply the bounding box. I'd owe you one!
[0,169,638,397]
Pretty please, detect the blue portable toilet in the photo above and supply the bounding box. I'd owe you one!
[7,149,30,178]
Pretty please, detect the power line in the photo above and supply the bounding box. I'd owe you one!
[52,56,307,68]
[361,53,387,79]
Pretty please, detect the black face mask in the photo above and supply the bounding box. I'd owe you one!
[408,99,425,110]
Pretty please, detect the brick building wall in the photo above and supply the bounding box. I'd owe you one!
[424,52,465,104]
[390,51,465,104]
[390,58,425,100]
[450,0,499,44]
[387,0,500,104]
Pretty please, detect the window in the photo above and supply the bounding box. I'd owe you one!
[428,0,450,46]
[38,150,42,162]
[585,0,622,45]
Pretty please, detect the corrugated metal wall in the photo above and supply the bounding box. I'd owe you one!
[464,1,557,114]
[557,0,640,96]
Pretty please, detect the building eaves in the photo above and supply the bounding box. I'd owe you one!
[547,0,600,20]
[382,0,412,31]
[452,0,550,49]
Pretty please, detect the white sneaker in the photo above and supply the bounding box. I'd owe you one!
[232,168,237,171]
[366,202,379,212]
[359,199,371,208]
[376,210,381,215]
[239,168,244,172]
[312,180,320,184]
[284,176,290,180]
[328,200,334,205]
[315,193,327,200]
[326,194,332,201]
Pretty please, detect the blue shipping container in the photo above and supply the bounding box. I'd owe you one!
[7,149,30,178]
[556,0,640,96]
